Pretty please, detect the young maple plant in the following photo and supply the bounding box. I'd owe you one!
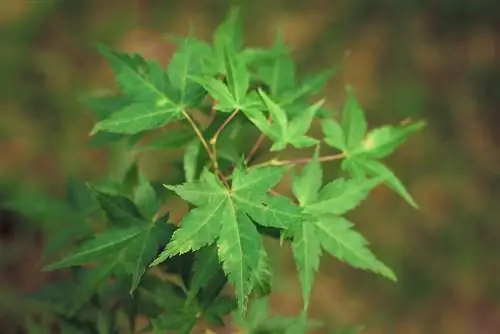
[17,8,425,334]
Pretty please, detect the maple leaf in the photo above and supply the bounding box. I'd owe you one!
[290,148,396,311]
[151,165,304,312]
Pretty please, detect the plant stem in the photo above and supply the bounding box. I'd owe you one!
[246,115,271,164]
[250,153,345,169]
[181,109,228,184]
[209,109,239,186]
[210,109,239,149]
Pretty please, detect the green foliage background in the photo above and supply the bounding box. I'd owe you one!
[1,0,499,333]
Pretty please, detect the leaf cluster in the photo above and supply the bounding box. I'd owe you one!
[10,8,425,334]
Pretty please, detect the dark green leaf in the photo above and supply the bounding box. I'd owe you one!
[43,226,145,271]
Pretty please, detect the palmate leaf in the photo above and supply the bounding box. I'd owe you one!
[243,90,323,151]
[211,7,243,75]
[291,151,396,312]
[42,225,146,271]
[343,157,419,209]
[90,102,182,135]
[44,176,173,295]
[256,29,295,97]
[191,45,250,112]
[352,121,426,159]
[90,45,184,135]
[166,34,209,106]
[151,165,303,312]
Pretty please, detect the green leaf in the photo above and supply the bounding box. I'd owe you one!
[224,46,250,107]
[341,86,367,151]
[122,221,172,293]
[203,297,237,326]
[292,147,322,206]
[43,226,145,271]
[321,118,345,151]
[81,94,131,120]
[186,244,221,304]
[132,129,194,153]
[134,172,158,220]
[315,215,396,281]
[256,30,295,96]
[212,8,243,74]
[96,45,170,103]
[90,102,182,135]
[217,211,262,312]
[152,166,299,312]
[151,311,197,334]
[291,220,322,311]
[166,36,209,105]
[279,68,337,106]
[305,177,381,216]
[71,260,118,313]
[350,158,418,208]
[290,152,396,310]
[353,121,425,159]
[249,245,273,296]
[190,75,236,112]
[258,89,288,141]
[252,90,321,151]
[183,140,201,183]
[93,190,147,226]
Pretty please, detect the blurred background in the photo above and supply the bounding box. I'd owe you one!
[0,0,499,333]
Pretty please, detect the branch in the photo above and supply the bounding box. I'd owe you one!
[209,109,239,178]
[249,153,345,169]
[181,109,228,185]
[245,115,271,164]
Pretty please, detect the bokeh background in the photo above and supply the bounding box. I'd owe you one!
[1,0,499,333]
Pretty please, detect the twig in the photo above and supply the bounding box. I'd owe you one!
[209,109,239,179]
[181,109,228,186]
[246,115,271,164]
[249,153,345,169]
[210,109,239,148]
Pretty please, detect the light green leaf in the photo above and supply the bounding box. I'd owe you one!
[218,210,262,313]
[279,68,337,106]
[256,29,294,96]
[190,76,236,112]
[342,86,367,151]
[291,220,322,311]
[43,226,145,271]
[96,45,169,103]
[249,245,273,296]
[167,36,209,104]
[90,102,182,135]
[355,159,418,208]
[152,166,298,311]
[211,8,243,74]
[306,177,380,216]
[353,121,425,159]
[321,118,345,151]
[315,215,396,281]
[288,99,324,139]
[292,147,322,206]
[258,89,288,140]
[224,47,250,107]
